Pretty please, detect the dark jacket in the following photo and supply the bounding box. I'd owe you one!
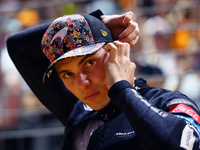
[61,78,200,150]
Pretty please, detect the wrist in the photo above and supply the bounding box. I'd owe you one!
[108,80,134,99]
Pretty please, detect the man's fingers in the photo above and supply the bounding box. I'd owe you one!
[119,21,140,47]
[119,21,139,39]
[120,32,139,47]
[130,36,139,47]
[122,11,134,25]
[113,41,130,57]
[104,43,117,61]
[119,21,136,39]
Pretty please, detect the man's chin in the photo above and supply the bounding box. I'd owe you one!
[90,99,111,111]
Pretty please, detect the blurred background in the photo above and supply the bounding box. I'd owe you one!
[0,0,200,149]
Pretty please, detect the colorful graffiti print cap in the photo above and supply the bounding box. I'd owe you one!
[42,14,113,82]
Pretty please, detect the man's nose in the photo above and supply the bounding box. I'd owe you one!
[77,72,90,89]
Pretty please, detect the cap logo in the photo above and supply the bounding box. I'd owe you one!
[50,27,68,45]
[101,29,107,37]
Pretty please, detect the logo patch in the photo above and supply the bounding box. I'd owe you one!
[50,27,68,45]
[101,29,107,36]
[169,104,200,124]
[114,131,135,137]
[180,124,196,150]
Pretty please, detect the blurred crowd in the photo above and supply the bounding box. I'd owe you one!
[134,0,200,103]
[0,0,200,149]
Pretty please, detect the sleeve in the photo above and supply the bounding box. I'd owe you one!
[6,10,104,125]
[108,80,200,150]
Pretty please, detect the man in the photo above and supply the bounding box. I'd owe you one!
[7,10,200,150]
[7,9,139,125]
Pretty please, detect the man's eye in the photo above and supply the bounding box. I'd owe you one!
[86,60,95,67]
[64,72,73,79]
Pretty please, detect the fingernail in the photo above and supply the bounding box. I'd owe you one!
[106,49,111,52]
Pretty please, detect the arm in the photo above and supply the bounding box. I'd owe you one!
[105,41,200,149]
[108,80,200,150]
[6,23,77,125]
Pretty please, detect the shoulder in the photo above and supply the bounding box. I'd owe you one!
[135,78,199,113]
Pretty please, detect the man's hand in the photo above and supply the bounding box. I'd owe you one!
[101,11,139,47]
[105,41,136,89]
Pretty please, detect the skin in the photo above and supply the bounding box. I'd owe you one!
[55,46,110,110]
[101,11,140,47]
[55,41,136,111]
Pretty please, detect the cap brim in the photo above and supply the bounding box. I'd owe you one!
[43,42,105,82]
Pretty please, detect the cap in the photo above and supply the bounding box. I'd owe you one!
[41,14,113,82]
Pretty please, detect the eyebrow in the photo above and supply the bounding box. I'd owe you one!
[56,53,94,76]
[78,53,95,66]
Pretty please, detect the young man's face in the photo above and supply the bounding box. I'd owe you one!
[55,47,111,111]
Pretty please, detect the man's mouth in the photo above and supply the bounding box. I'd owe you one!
[84,92,100,101]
